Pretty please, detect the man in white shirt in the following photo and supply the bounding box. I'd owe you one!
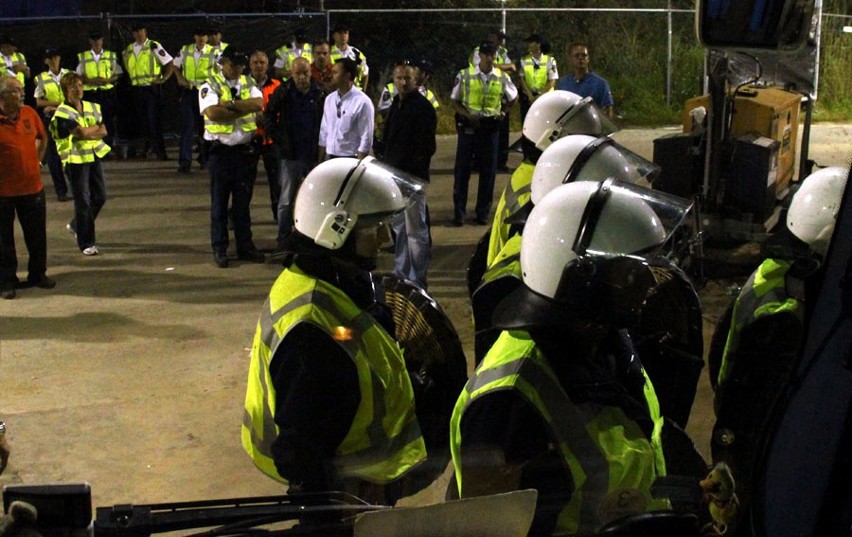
[173,26,216,173]
[122,21,174,160]
[318,57,373,161]
[330,25,369,91]
[198,48,264,268]
[77,31,122,150]
[450,42,517,226]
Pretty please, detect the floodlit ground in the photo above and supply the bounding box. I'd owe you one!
[1,124,850,512]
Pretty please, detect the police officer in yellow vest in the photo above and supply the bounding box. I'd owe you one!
[273,30,312,81]
[242,156,427,506]
[377,59,440,121]
[518,34,559,123]
[330,25,368,91]
[0,36,30,85]
[711,166,848,520]
[451,179,693,535]
[174,27,216,173]
[77,31,121,149]
[34,48,71,201]
[49,72,111,256]
[198,48,264,269]
[450,41,517,227]
[122,21,174,160]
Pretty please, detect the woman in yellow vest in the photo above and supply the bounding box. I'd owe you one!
[242,157,427,507]
[49,73,110,256]
[451,180,693,535]
[34,48,71,202]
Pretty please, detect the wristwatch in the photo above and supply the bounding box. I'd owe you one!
[0,421,6,436]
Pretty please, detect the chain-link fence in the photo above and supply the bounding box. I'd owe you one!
[1,7,847,136]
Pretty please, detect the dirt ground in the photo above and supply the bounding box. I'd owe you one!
[1,124,850,513]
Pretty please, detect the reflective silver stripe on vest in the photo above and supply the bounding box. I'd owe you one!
[465,356,610,531]
[503,182,531,218]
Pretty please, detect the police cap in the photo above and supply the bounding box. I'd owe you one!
[0,35,16,47]
[331,24,349,34]
[479,41,498,56]
[88,31,104,41]
[43,47,61,59]
[219,47,249,65]
[130,21,146,32]
[524,33,543,44]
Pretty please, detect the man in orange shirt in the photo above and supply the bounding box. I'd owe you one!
[309,38,333,97]
[249,50,281,222]
[0,75,55,299]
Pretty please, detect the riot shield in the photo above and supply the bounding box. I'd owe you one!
[375,276,469,491]
[465,230,491,298]
[633,257,705,429]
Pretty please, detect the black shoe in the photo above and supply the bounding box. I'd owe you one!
[177,165,191,174]
[213,251,229,268]
[474,217,489,226]
[497,166,512,174]
[1,282,15,300]
[29,276,56,289]
[237,249,266,263]
[445,219,464,227]
[57,194,71,202]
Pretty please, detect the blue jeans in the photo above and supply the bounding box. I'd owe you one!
[208,145,257,254]
[66,160,106,250]
[392,188,431,289]
[453,126,498,222]
[178,88,201,168]
[277,159,309,246]
[278,159,308,247]
[0,189,47,285]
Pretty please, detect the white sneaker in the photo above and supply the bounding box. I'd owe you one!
[82,246,99,256]
[66,223,77,239]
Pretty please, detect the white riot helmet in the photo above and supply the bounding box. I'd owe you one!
[494,179,693,328]
[530,134,661,205]
[522,90,618,151]
[294,156,423,250]
[786,166,848,257]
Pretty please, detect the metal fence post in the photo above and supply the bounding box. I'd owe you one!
[667,1,673,106]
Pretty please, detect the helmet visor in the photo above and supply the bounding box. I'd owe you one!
[568,137,661,186]
[575,179,693,258]
[358,157,426,210]
[559,97,618,138]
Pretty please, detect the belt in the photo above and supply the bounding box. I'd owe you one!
[210,141,253,153]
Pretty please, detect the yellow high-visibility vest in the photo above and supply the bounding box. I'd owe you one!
[49,101,111,166]
[242,264,426,484]
[77,50,118,91]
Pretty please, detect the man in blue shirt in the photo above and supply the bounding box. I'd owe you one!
[556,42,614,119]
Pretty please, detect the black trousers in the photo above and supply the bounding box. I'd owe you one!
[0,189,47,285]
[208,144,257,254]
[252,143,281,221]
[130,85,166,158]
